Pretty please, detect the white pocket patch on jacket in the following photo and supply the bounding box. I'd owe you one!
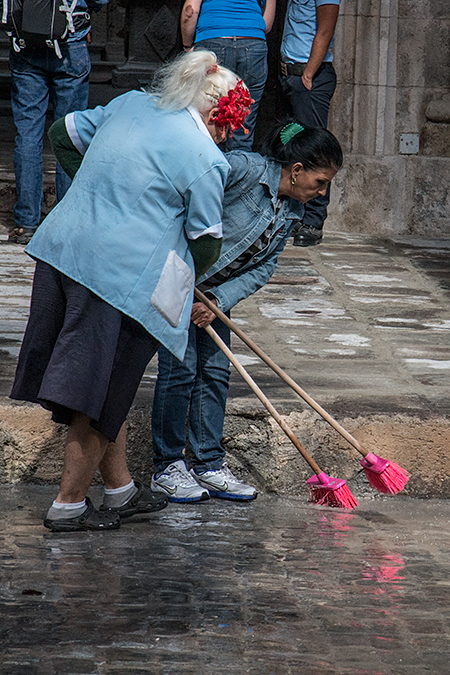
[151,250,194,327]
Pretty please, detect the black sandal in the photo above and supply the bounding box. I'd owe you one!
[44,497,121,532]
[100,480,168,518]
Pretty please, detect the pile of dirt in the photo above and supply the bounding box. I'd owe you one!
[1,401,449,499]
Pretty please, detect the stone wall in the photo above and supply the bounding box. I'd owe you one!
[327,0,450,237]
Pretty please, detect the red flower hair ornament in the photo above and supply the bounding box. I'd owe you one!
[213,80,254,136]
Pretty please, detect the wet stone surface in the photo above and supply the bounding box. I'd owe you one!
[1,486,450,675]
[1,230,450,416]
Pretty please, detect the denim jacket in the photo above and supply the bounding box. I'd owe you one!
[197,151,305,313]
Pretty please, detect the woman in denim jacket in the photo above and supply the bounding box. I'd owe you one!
[151,120,343,502]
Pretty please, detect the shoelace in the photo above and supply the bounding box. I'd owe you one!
[167,465,199,487]
[203,463,242,483]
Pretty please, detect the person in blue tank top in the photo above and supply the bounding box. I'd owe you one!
[181,0,277,150]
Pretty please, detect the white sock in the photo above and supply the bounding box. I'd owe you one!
[46,499,87,520]
[104,480,135,495]
[103,480,137,507]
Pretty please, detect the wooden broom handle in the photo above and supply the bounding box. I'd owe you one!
[203,324,323,475]
[195,288,368,458]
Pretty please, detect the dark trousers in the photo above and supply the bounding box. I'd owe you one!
[152,313,231,474]
[280,62,337,230]
[11,261,160,441]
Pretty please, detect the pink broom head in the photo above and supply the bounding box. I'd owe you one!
[360,452,409,495]
[307,471,358,509]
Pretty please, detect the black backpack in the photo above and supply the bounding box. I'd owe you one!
[1,0,89,57]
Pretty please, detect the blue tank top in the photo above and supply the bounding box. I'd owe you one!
[195,0,267,42]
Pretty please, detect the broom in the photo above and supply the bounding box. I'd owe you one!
[195,288,409,495]
[203,323,358,509]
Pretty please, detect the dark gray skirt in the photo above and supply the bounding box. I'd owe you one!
[11,261,159,441]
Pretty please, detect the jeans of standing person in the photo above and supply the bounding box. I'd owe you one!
[152,313,231,474]
[280,62,337,230]
[9,40,91,231]
[195,37,268,150]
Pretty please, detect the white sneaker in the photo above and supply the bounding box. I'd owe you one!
[151,460,210,503]
[190,462,257,501]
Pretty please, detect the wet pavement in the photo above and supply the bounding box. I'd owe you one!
[1,229,450,418]
[1,485,450,675]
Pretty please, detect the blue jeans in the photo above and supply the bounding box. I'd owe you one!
[152,313,231,473]
[280,62,337,230]
[9,41,90,230]
[195,37,268,150]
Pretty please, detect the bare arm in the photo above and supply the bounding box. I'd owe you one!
[302,4,339,90]
[180,0,203,50]
[263,0,277,33]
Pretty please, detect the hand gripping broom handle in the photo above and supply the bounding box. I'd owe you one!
[203,323,323,476]
[195,288,369,459]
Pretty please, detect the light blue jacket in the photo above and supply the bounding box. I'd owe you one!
[197,151,305,312]
[26,91,229,360]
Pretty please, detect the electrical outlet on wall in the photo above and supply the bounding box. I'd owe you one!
[399,134,420,154]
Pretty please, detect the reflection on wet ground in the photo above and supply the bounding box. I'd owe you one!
[1,486,449,674]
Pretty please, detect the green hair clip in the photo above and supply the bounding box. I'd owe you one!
[280,122,305,145]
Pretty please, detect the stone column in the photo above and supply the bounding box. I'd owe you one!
[331,0,399,155]
[328,0,450,237]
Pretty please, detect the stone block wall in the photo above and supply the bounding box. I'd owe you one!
[327,0,450,237]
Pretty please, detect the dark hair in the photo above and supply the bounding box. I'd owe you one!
[259,119,343,171]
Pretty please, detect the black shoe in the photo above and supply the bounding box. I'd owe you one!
[99,480,168,518]
[293,225,323,247]
[44,497,121,532]
[8,227,37,245]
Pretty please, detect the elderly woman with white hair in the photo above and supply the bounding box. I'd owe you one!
[10,50,251,532]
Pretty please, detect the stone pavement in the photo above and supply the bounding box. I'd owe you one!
[1,228,450,412]
[228,231,450,418]
[1,485,450,675]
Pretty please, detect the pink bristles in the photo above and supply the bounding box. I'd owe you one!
[360,452,409,494]
[307,472,358,509]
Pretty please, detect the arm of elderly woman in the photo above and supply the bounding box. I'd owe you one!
[190,297,217,327]
[189,236,222,279]
[48,117,83,179]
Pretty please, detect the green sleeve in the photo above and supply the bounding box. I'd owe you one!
[48,117,83,179]
[188,235,222,279]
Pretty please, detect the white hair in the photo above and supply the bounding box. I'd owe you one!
[147,50,244,115]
